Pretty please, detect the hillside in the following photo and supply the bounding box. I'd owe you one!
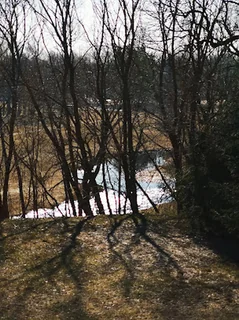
[0,205,238,320]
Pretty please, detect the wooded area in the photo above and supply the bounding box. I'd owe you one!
[0,0,238,238]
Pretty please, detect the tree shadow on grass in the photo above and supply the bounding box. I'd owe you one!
[106,213,183,298]
[1,214,238,319]
[0,217,97,320]
[107,213,182,267]
[105,213,239,320]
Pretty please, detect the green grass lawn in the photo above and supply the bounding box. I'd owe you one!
[0,207,238,319]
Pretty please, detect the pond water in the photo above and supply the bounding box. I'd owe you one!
[20,150,173,218]
[78,149,166,191]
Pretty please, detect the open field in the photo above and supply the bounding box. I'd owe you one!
[0,204,238,319]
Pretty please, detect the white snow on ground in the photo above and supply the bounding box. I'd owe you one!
[19,187,171,219]
[13,163,173,219]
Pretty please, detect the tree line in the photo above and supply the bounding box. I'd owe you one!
[0,0,238,237]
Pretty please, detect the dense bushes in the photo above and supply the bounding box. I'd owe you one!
[179,70,239,237]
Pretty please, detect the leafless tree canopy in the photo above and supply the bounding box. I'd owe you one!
[0,0,238,236]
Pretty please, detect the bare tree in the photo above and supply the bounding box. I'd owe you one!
[92,0,144,215]
[22,0,113,217]
[146,0,239,218]
[0,0,29,220]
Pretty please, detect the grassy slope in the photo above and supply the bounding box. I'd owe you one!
[0,205,238,320]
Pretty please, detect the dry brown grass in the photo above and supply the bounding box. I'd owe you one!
[8,127,65,216]
[0,209,238,319]
[7,111,171,216]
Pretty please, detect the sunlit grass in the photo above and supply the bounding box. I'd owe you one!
[0,211,238,319]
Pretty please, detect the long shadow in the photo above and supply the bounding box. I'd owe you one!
[106,213,183,297]
[27,216,94,287]
[107,215,133,247]
[106,214,239,319]
[1,215,238,320]
[59,216,93,281]
[145,212,239,264]
[107,215,137,297]
[0,216,96,320]
[108,213,182,270]
[47,216,96,319]
[132,213,182,272]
